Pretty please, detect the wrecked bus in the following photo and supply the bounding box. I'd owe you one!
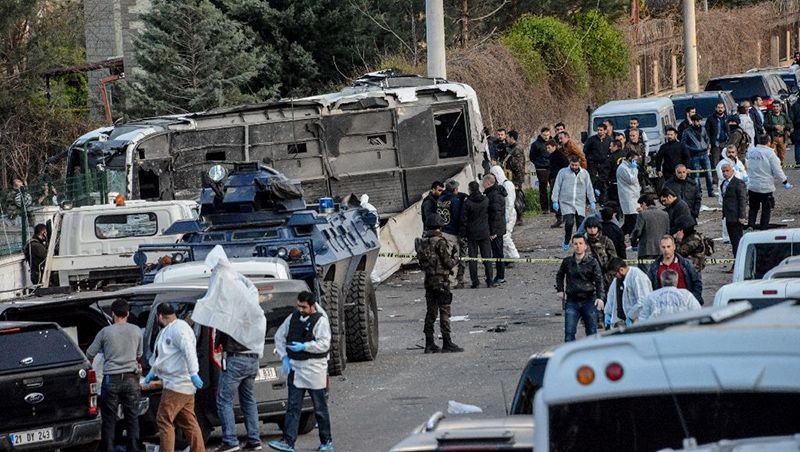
[63,71,488,217]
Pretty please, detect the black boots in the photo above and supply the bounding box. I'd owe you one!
[424,335,440,354]
[441,335,463,353]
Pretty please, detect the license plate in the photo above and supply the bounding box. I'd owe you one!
[255,367,278,382]
[10,427,53,446]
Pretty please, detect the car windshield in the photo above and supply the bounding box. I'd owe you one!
[705,77,767,101]
[779,74,797,89]
[592,113,658,130]
[548,392,800,452]
[672,97,724,121]
[0,326,84,373]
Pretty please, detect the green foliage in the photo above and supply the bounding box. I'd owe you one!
[522,188,542,216]
[570,11,629,85]
[122,0,273,117]
[504,15,590,94]
[500,33,547,84]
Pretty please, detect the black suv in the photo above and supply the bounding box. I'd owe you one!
[705,72,797,112]
[0,321,101,451]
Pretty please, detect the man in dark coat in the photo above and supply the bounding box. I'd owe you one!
[664,165,701,219]
[529,127,553,214]
[483,173,507,285]
[705,102,730,185]
[725,115,751,161]
[653,127,690,182]
[555,234,606,342]
[460,181,493,288]
[659,188,695,234]
[720,162,748,260]
[600,206,626,259]
[421,181,444,230]
[24,223,48,285]
[584,124,611,202]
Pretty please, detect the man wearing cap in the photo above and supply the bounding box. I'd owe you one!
[437,180,467,288]
[414,217,463,353]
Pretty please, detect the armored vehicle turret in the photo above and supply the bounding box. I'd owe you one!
[136,162,381,375]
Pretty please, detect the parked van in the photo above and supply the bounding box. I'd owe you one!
[732,228,800,282]
[590,97,676,156]
[713,278,800,309]
[533,301,800,451]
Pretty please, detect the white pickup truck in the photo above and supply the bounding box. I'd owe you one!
[39,200,198,288]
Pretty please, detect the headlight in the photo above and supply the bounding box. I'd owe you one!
[277,247,288,258]
[208,165,227,183]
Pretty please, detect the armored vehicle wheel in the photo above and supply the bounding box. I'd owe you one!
[321,281,347,375]
[345,271,379,361]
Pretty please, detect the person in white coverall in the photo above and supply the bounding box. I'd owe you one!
[638,268,701,321]
[490,166,520,261]
[604,257,653,328]
[144,302,206,452]
[268,291,333,452]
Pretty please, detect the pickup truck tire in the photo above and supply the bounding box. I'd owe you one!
[345,271,379,362]
[321,281,346,376]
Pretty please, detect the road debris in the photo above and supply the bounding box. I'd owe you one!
[448,400,483,414]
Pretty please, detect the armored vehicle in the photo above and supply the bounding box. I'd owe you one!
[135,162,380,375]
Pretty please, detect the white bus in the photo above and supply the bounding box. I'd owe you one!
[533,301,800,451]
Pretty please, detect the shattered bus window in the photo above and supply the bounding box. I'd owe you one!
[435,110,468,159]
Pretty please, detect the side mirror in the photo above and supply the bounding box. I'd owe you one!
[581,131,588,143]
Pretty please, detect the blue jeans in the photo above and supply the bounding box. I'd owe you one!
[689,153,713,194]
[100,373,141,452]
[217,354,260,446]
[564,299,598,342]
[283,370,331,447]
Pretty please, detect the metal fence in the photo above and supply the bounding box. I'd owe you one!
[0,171,127,258]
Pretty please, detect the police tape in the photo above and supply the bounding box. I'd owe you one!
[378,252,736,265]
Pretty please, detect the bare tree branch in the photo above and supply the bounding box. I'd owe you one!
[349,0,415,55]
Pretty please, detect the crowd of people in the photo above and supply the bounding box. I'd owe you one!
[418,95,799,344]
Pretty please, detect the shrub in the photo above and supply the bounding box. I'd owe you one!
[500,32,547,85]
[522,188,542,216]
[570,11,629,86]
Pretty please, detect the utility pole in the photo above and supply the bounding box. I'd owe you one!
[426,0,446,79]
[683,0,699,92]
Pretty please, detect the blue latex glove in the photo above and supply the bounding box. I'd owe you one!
[784,181,794,190]
[743,176,749,184]
[282,356,291,376]
[287,341,307,352]
[594,189,601,197]
[604,313,612,330]
[630,161,638,170]
[143,369,156,385]
[190,374,204,389]
[552,201,560,211]
[590,201,597,212]
[625,318,634,327]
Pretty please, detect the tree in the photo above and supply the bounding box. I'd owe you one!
[122,0,274,117]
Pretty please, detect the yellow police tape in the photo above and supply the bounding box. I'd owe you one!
[378,252,736,266]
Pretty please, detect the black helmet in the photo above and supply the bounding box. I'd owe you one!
[727,114,740,125]
[584,216,601,229]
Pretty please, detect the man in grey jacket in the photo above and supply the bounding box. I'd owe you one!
[552,155,597,251]
[631,195,670,266]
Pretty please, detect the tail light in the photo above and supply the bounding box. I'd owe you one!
[88,369,98,415]
[605,362,624,382]
[209,329,223,369]
[763,97,774,111]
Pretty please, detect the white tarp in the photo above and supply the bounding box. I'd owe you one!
[192,245,267,357]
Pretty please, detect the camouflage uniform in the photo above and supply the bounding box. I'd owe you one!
[677,231,707,272]
[586,231,618,290]
[415,229,461,353]
[503,144,527,189]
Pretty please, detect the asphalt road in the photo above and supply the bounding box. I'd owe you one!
[209,166,800,452]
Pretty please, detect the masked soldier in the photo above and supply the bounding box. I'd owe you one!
[415,216,463,354]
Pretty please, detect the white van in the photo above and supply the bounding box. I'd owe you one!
[533,301,800,451]
[713,278,800,309]
[732,228,800,282]
[590,97,676,156]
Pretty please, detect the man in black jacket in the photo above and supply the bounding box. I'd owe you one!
[584,124,611,202]
[548,139,569,228]
[706,102,730,185]
[653,127,690,184]
[555,234,605,342]
[483,173,507,285]
[529,127,553,213]
[664,165,701,219]
[659,188,695,234]
[720,163,748,260]
[421,181,445,230]
[24,224,48,285]
[677,106,696,138]
[460,181,494,288]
